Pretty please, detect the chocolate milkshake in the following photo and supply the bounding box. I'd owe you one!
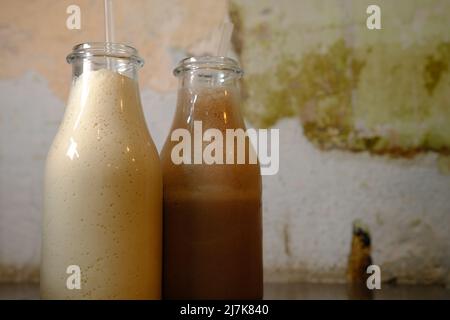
[161,57,263,299]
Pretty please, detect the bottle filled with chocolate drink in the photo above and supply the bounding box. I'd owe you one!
[161,56,263,299]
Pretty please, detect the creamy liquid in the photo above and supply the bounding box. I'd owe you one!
[41,69,162,299]
[161,87,263,299]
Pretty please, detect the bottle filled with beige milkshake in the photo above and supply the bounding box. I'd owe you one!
[161,57,263,299]
[41,43,162,299]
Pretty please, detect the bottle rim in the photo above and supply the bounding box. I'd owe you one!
[66,42,144,67]
[173,56,243,77]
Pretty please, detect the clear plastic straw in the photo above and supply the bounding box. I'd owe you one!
[104,0,115,70]
[217,21,234,57]
[104,0,115,43]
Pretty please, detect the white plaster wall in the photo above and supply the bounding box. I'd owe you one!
[0,73,62,281]
[262,119,450,284]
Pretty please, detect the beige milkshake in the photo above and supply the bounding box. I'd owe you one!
[41,43,162,299]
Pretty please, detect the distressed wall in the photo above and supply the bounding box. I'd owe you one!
[233,0,450,154]
[0,0,449,285]
[231,0,450,284]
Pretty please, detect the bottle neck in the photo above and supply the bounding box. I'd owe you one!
[68,42,144,81]
[177,68,240,89]
[71,58,140,82]
[61,43,148,135]
[174,70,245,131]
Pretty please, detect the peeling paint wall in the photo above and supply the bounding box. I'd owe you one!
[232,0,450,156]
[0,0,449,285]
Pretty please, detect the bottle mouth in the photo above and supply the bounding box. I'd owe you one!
[173,56,243,77]
[66,42,144,67]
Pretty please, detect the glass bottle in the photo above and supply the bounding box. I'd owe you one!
[41,43,162,299]
[161,56,263,299]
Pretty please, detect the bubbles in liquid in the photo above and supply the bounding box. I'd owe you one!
[42,69,162,299]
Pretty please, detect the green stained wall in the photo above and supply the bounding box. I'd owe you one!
[231,0,450,155]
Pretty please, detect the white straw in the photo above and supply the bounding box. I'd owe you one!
[217,21,234,57]
[104,0,115,43]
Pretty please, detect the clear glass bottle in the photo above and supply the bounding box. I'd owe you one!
[161,56,263,299]
[41,43,162,299]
